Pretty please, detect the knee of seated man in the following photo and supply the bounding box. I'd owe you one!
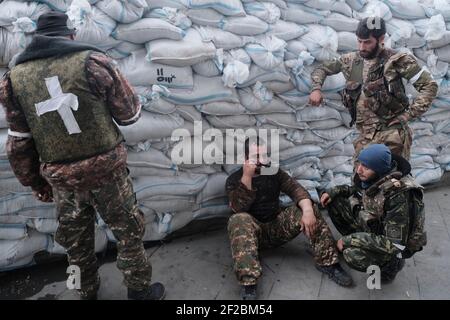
[227,212,254,230]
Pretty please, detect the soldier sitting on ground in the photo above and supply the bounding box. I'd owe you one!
[225,137,353,300]
[320,144,427,283]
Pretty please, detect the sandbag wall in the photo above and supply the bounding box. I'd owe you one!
[1,0,450,271]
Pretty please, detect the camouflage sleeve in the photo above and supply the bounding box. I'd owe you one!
[341,191,410,255]
[310,56,344,92]
[225,174,256,213]
[395,54,438,119]
[326,185,355,200]
[278,169,312,205]
[0,73,48,190]
[86,52,142,126]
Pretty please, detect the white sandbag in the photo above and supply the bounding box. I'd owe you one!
[196,172,227,204]
[106,42,144,59]
[338,31,358,52]
[193,200,230,219]
[238,83,293,114]
[383,0,427,20]
[426,0,450,22]
[412,166,443,185]
[119,112,185,143]
[311,127,355,141]
[286,40,308,57]
[134,173,208,199]
[146,28,216,67]
[346,0,368,11]
[413,133,449,148]
[296,106,342,122]
[127,147,176,170]
[112,18,185,44]
[192,59,222,77]
[0,231,49,271]
[176,105,203,122]
[196,26,247,50]
[0,223,27,240]
[435,45,450,63]
[0,106,7,129]
[301,25,339,62]
[256,113,309,130]
[266,20,309,41]
[0,1,50,27]
[290,162,322,180]
[145,0,186,9]
[152,75,240,105]
[263,80,295,94]
[180,0,246,16]
[320,156,352,170]
[197,102,246,115]
[142,211,194,241]
[410,154,438,168]
[144,7,192,30]
[128,166,178,178]
[238,63,291,88]
[243,1,281,24]
[282,3,330,24]
[28,218,58,234]
[220,15,269,36]
[67,0,117,46]
[279,144,323,162]
[321,13,359,32]
[0,26,32,67]
[222,59,250,87]
[186,8,224,26]
[206,114,257,129]
[141,195,197,213]
[357,0,392,20]
[301,0,351,16]
[96,0,147,23]
[245,35,286,70]
[386,18,416,43]
[118,49,194,89]
[428,31,450,49]
[260,0,287,10]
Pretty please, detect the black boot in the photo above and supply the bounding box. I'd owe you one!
[240,285,257,300]
[128,282,166,300]
[316,263,354,287]
[381,257,405,283]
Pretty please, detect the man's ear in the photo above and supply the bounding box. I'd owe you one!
[378,34,385,46]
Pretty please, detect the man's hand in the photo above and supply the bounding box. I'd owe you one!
[241,159,257,190]
[309,89,323,106]
[337,238,344,252]
[320,192,332,207]
[298,199,317,239]
[32,184,53,203]
[388,113,409,127]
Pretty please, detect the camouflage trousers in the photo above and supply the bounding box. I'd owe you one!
[52,165,152,297]
[227,205,339,286]
[353,125,413,162]
[326,195,395,272]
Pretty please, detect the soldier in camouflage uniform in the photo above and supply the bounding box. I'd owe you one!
[226,138,353,300]
[320,144,426,282]
[0,12,165,300]
[309,17,438,160]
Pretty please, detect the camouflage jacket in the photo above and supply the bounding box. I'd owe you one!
[226,168,312,223]
[0,52,141,190]
[326,155,421,257]
[311,49,438,131]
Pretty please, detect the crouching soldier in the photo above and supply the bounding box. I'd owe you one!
[320,144,426,283]
[226,137,353,300]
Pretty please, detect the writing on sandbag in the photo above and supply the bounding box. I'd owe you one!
[156,68,176,84]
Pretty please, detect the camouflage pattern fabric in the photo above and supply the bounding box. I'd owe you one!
[53,165,152,297]
[311,48,438,160]
[227,205,339,286]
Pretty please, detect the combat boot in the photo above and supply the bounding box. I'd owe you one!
[381,257,405,283]
[128,282,166,300]
[316,263,354,287]
[240,285,257,300]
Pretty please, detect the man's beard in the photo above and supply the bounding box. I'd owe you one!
[359,40,381,59]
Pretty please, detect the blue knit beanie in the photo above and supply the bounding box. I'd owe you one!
[358,144,392,176]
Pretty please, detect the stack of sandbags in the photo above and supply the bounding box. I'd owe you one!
[1,0,450,271]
